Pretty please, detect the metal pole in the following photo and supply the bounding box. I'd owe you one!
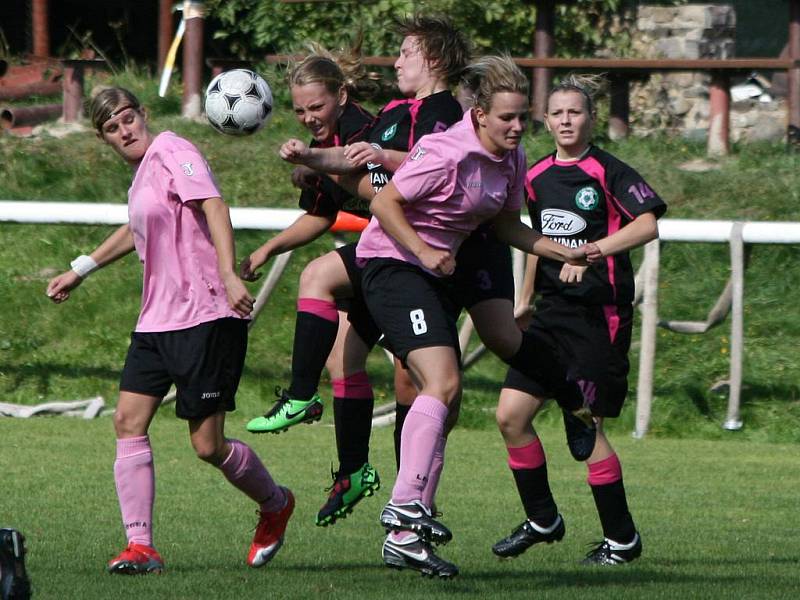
[724,223,744,430]
[788,0,800,149]
[707,71,730,157]
[158,0,174,76]
[31,0,50,58]
[634,239,660,439]
[181,1,205,119]
[532,0,556,131]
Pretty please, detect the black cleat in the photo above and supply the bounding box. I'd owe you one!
[563,407,597,461]
[380,500,452,545]
[0,528,31,600]
[382,533,458,578]
[582,532,642,565]
[492,514,566,558]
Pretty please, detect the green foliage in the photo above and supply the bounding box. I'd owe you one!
[205,0,642,60]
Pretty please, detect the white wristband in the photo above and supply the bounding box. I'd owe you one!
[70,255,99,278]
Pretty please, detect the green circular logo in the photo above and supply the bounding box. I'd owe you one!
[575,187,599,211]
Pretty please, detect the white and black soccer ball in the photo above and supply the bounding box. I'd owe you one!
[205,69,273,136]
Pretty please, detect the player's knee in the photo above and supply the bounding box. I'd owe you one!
[495,405,522,439]
[113,409,145,437]
[192,440,226,465]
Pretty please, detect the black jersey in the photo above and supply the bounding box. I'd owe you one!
[526,145,667,305]
[298,100,374,219]
[364,90,463,192]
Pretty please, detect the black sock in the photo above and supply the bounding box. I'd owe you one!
[393,403,411,472]
[505,332,583,411]
[590,479,636,543]
[287,310,338,400]
[333,396,374,475]
[511,464,559,527]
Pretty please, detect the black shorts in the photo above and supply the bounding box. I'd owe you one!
[334,243,382,348]
[119,317,248,420]
[447,227,514,311]
[503,297,632,418]
[361,258,461,365]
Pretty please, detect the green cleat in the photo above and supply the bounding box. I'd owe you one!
[316,463,381,526]
[247,387,324,434]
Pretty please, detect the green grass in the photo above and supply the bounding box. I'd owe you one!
[1,419,798,599]
[1,71,799,596]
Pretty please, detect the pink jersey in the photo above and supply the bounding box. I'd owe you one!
[356,110,526,274]
[128,131,241,332]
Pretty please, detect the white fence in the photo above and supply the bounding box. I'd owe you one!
[2,201,799,435]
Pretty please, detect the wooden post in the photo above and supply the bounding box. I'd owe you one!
[532,0,556,131]
[182,1,205,119]
[158,0,174,76]
[31,0,50,58]
[62,61,84,123]
[724,223,744,431]
[634,239,660,439]
[788,0,800,149]
[608,74,630,140]
[707,71,730,157]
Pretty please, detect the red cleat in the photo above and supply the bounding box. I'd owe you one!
[247,487,295,567]
[107,542,164,575]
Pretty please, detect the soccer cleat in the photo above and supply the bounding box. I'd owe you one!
[382,533,458,578]
[0,528,31,599]
[248,487,295,568]
[316,463,381,527]
[246,387,324,434]
[581,532,642,566]
[563,407,597,461]
[380,500,452,545]
[492,514,566,558]
[106,542,164,575]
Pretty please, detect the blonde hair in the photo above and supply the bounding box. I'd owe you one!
[460,55,529,112]
[547,73,606,115]
[90,87,142,133]
[289,38,367,96]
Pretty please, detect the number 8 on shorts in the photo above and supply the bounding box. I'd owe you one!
[410,309,428,335]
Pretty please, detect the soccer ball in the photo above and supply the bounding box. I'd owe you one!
[204,69,273,135]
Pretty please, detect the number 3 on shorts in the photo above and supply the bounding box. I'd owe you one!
[410,309,428,335]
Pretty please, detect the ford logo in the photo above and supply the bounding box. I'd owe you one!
[540,209,587,235]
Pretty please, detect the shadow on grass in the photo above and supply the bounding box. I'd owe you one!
[1,362,119,396]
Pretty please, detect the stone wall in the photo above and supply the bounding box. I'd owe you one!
[628,4,786,143]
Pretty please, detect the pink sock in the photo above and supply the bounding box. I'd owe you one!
[114,436,155,547]
[220,439,285,513]
[587,453,623,486]
[297,297,339,322]
[392,395,448,505]
[507,438,546,470]
[421,435,446,508]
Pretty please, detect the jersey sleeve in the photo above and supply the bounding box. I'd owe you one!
[391,141,452,203]
[410,98,462,145]
[338,103,373,145]
[503,148,527,212]
[297,175,344,217]
[606,158,667,220]
[163,145,221,203]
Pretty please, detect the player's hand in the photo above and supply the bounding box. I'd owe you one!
[343,142,383,167]
[559,263,588,283]
[514,304,534,330]
[222,272,255,317]
[291,165,319,190]
[239,250,266,282]
[279,139,311,164]
[418,247,455,277]
[564,247,589,266]
[582,242,604,264]
[45,270,83,303]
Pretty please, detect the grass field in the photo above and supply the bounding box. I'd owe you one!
[1,69,799,598]
[2,417,798,599]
